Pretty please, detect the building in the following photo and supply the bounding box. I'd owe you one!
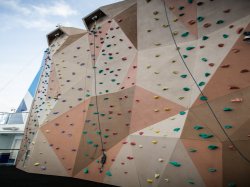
[16,0,250,186]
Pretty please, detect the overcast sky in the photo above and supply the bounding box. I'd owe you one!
[0,0,121,112]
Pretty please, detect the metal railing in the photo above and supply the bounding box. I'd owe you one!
[0,112,29,125]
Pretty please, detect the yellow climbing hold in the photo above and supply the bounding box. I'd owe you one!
[164,108,171,111]
[147,179,153,184]
[34,163,40,166]
[179,97,184,100]
[173,31,178,36]
[155,130,160,134]
[152,140,158,144]
[147,65,151,69]
[154,96,160,99]
[162,24,169,28]
[173,18,178,22]
[173,71,179,74]
[154,109,159,112]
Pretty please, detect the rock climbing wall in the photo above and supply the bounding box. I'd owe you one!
[17,0,250,187]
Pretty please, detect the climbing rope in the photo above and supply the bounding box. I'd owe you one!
[162,0,250,163]
[91,16,107,172]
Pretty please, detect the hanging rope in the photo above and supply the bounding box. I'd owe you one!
[162,0,250,163]
[91,16,107,172]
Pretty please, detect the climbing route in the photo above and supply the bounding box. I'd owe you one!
[16,0,250,187]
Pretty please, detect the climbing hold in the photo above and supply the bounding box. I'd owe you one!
[188,0,193,3]
[173,128,180,132]
[197,16,204,22]
[188,148,197,153]
[147,179,153,184]
[216,20,224,24]
[200,96,208,101]
[83,168,89,174]
[158,158,164,162]
[183,87,190,91]
[181,32,189,37]
[228,182,237,187]
[223,107,233,112]
[180,74,187,78]
[187,179,195,184]
[154,173,160,179]
[240,69,249,73]
[203,23,211,28]
[87,140,93,144]
[205,72,211,77]
[223,34,229,38]
[218,43,224,47]
[186,46,195,51]
[231,98,243,103]
[208,168,217,172]
[198,82,205,86]
[152,140,158,144]
[199,133,214,139]
[34,163,40,166]
[139,145,143,148]
[193,125,203,130]
[224,125,233,129]
[154,96,160,99]
[169,161,181,167]
[179,111,186,115]
[153,11,159,15]
[106,171,112,176]
[208,145,218,150]
[202,36,209,40]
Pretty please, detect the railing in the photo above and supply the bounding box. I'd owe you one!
[0,149,20,165]
[0,112,29,125]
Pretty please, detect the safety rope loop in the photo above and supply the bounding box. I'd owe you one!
[91,17,107,172]
[162,0,250,163]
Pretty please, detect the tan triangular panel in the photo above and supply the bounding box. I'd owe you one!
[159,140,206,187]
[17,129,68,176]
[72,86,135,176]
[114,3,137,48]
[40,100,90,176]
[100,0,136,19]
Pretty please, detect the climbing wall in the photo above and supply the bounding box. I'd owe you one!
[17,0,250,187]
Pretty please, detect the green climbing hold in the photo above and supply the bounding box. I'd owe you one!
[228,182,237,187]
[216,20,224,24]
[179,6,185,10]
[183,55,188,58]
[202,36,209,40]
[93,144,99,148]
[179,111,186,115]
[188,0,193,4]
[186,46,195,51]
[173,128,180,132]
[208,168,217,172]
[111,79,116,82]
[87,140,93,145]
[199,133,214,139]
[106,44,111,47]
[198,82,205,86]
[187,179,195,184]
[82,131,88,135]
[104,134,109,138]
[197,16,204,22]
[106,171,112,176]
[208,145,218,150]
[193,125,203,130]
[180,74,187,78]
[169,161,181,167]
[99,70,103,74]
[223,34,229,38]
[109,56,113,60]
[100,113,105,116]
[183,87,190,91]
[181,32,189,37]
[83,168,89,174]
[205,72,211,77]
[188,148,197,152]
[201,57,208,62]
[224,125,233,129]
[96,131,101,135]
[200,96,208,101]
[93,112,99,115]
[224,107,233,112]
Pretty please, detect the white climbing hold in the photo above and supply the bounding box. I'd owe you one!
[139,144,143,148]
[155,173,160,179]
[158,158,164,162]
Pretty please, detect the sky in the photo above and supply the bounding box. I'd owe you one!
[0,0,121,112]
